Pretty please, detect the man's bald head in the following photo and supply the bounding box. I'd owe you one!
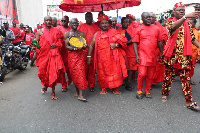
[150,12,156,24]
[85,12,93,25]
[44,16,52,28]
[61,16,69,27]
[70,18,79,30]
[141,12,152,26]
[52,17,57,27]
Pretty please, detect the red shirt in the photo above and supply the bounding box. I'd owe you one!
[19,28,25,41]
[57,26,71,35]
[133,24,162,66]
[117,27,136,58]
[9,27,21,43]
[78,23,99,45]
[25,33,35,46]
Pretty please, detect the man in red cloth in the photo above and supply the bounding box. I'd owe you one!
[126,14,139,29]
[52,17,58,27]
[35,16,66,100]
[117,17,136,91]
[64,18,87,101]
[133,12,163,99]
[188,18,200,85]
[150,12,168,85]
[78,12,99,92]
[57,16,72,92]
[161,2,200,110]
[87,14,128,95]
[111,17,120,29]
[19,23,25,42]
[10,20,21,46]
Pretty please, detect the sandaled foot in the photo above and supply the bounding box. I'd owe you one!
[89,87,95,92]
[113,90,121,95]
[100,90,107,94]
[62,87,67,92]
[186,102,200,110]
[190,81,196,85]
[145,93,152,99]
[41,86,47,94]
[136,93,143,99]
[51,93,58,100]
[161,95,167,102]
[78,96,87,102]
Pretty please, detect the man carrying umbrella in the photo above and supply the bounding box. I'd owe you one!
[78,12,99,92]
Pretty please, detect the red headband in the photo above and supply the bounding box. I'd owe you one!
[98,14,110,22]
[126,14,134,19]
[173,2,185,11]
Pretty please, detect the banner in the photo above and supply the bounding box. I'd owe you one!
[0,0,18,25]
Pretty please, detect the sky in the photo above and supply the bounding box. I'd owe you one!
[54,0,198,22]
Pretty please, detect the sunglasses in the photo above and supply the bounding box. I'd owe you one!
[61,20,66,22]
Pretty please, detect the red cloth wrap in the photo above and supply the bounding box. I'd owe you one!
[163,17,192,59]
[173,2,185,11]
[94,28,128,88]
[36,27,66,88]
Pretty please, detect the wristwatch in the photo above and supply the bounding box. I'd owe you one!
[183,15,186,20]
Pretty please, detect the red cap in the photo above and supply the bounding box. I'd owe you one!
[98,14,110,22]
[126,14,134,19]
[12,19,19,23]
[173,2,185,11]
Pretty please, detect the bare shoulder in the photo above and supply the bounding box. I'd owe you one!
[64,31,70,38]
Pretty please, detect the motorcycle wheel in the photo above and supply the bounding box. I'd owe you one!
[0,67,7,82]
[18,57,28,71]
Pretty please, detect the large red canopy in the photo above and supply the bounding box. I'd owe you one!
[59,0,141,13]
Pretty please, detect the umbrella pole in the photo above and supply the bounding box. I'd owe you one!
[101,4,103,12]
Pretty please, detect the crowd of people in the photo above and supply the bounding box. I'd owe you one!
[1,2,200,110]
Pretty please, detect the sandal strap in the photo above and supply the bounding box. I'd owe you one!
[189,102,197,107]
[161,96,167,100]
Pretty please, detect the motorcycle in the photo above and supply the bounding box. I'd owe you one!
[0,42,30,82]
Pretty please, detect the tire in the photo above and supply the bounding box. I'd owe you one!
[0,67,6,82]
[18,57,28,71]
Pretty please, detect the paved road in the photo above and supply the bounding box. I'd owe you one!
[0,64,200,133]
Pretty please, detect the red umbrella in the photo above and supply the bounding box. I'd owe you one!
[59,0,141,13]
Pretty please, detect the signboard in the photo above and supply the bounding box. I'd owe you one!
[0,0,18,25]
[47,5,63,20]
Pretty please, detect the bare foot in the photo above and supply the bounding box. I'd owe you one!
[100,90,107,94]
[78,96,87,101]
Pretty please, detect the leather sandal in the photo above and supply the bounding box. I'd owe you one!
[187,102,200,110]
[62,87,67,92]
[161,95,167,102]
[51,93,58,100]
[41,86,47,94]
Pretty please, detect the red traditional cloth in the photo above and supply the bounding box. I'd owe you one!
[152,22,168,84]
[133,24,162,66]
[57,26,71,87]
[116,23,122,27]
[129,21,139,29]
[190,28,200,77]
[173,2,185,11]
[78,23,99,87]
[137,65,156,93]
[25,33,34,46]
[68,50,88,89]
[35,27,66,88]
[19,28,25,41]
[9,26,21,43]
[94,28,128,88]
[117,27,137,70]
[164,17,192,59]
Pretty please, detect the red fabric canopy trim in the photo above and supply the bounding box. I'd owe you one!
[59,0,141,13]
